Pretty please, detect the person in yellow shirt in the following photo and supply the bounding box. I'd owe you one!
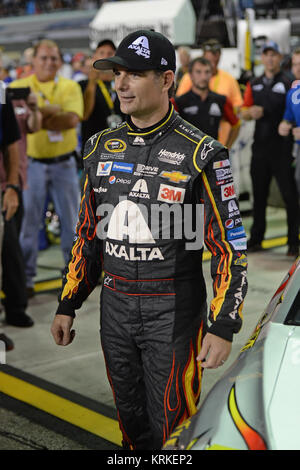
[176,39,243,145]
[10,39,84,295]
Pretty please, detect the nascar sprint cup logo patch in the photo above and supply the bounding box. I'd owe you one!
[104,139,127,153]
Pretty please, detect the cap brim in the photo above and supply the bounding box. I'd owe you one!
[93,55,145,71]
[262,47,279,54]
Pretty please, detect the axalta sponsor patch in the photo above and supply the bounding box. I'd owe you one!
[157,184,185,204]
[228,200,239,216]
[159,170,191,184]
[129,179,150,199]
[234,254,248,267]
[112,162,134,173]
[128,35,150,59]
[104,139,127,153]
[96,161,112,176]
[213,159,230,169]
[229,237,247,251]
[132,136,146,146]
[221,182,236,201]
[227,226,246,241]
[105,242,164,261]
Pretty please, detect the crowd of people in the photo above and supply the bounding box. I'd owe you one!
[0,30,299,448]
[0,0,106,17]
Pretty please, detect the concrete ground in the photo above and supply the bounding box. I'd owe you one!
[0,206,296,450]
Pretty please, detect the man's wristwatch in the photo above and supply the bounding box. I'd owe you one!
[6,184,20,193]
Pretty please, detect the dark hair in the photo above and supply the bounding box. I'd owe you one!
[189,57,212,74]
[154,70,175,99]
[96,39,116,51]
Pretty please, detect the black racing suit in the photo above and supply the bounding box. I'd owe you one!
[56,105,248,449]
[244,71,299,247]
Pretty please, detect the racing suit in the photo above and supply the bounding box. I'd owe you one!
[56,104,248,449]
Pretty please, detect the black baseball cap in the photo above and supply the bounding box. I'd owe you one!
[93,29,176,72]
[202,39,222,53]
[262,40,281,54]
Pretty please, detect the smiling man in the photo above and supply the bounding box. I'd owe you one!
[51,30,247,450]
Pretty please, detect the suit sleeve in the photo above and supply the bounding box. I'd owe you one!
[199,147,247,341]
[283,90,295,123]
[56,141,103,317]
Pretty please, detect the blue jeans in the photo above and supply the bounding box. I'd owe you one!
[20,156,80,288]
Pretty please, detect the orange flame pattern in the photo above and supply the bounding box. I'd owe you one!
[163,322,203,444]
[61,175,97,301]
[228,384,267,450]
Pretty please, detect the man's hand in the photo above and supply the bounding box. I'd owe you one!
[26,92,39,112]
[249,105,264,120]
[278,120,292,137]
[292,126,300,141]
[197,332,232,369]
[2,187,19,221]
[51,314,75,346]
[40,105,62,119]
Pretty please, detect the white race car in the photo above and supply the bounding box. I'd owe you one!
[164,258,300,450]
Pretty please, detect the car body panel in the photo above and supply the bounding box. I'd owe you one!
[268,326,300,450]
[163,259,300,451]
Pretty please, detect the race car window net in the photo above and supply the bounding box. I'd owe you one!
[284,290,300,326]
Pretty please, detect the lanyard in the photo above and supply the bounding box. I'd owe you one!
[32,75,59,105]
[97,80,114,111]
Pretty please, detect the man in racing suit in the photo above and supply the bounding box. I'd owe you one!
[51,30,248,450]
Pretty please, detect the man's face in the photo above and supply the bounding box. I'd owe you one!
[190,62,212,91]
[203,50,220,73]
[292,53,300,80]
[261,49,281,74]
[33,45,62,82]
[93,44,116,81]
[114,66,166,118]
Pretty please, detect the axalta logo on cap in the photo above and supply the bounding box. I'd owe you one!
[128,36,150,59]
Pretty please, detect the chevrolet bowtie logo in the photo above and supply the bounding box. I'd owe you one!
[159,171,191,184]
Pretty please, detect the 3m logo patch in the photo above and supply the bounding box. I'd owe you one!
[221,182,236,201]
[157,184,185,204]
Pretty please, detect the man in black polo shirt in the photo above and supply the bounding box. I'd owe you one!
[242,40,299,257]
[175,57,240,149]
[79,40,122,151]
